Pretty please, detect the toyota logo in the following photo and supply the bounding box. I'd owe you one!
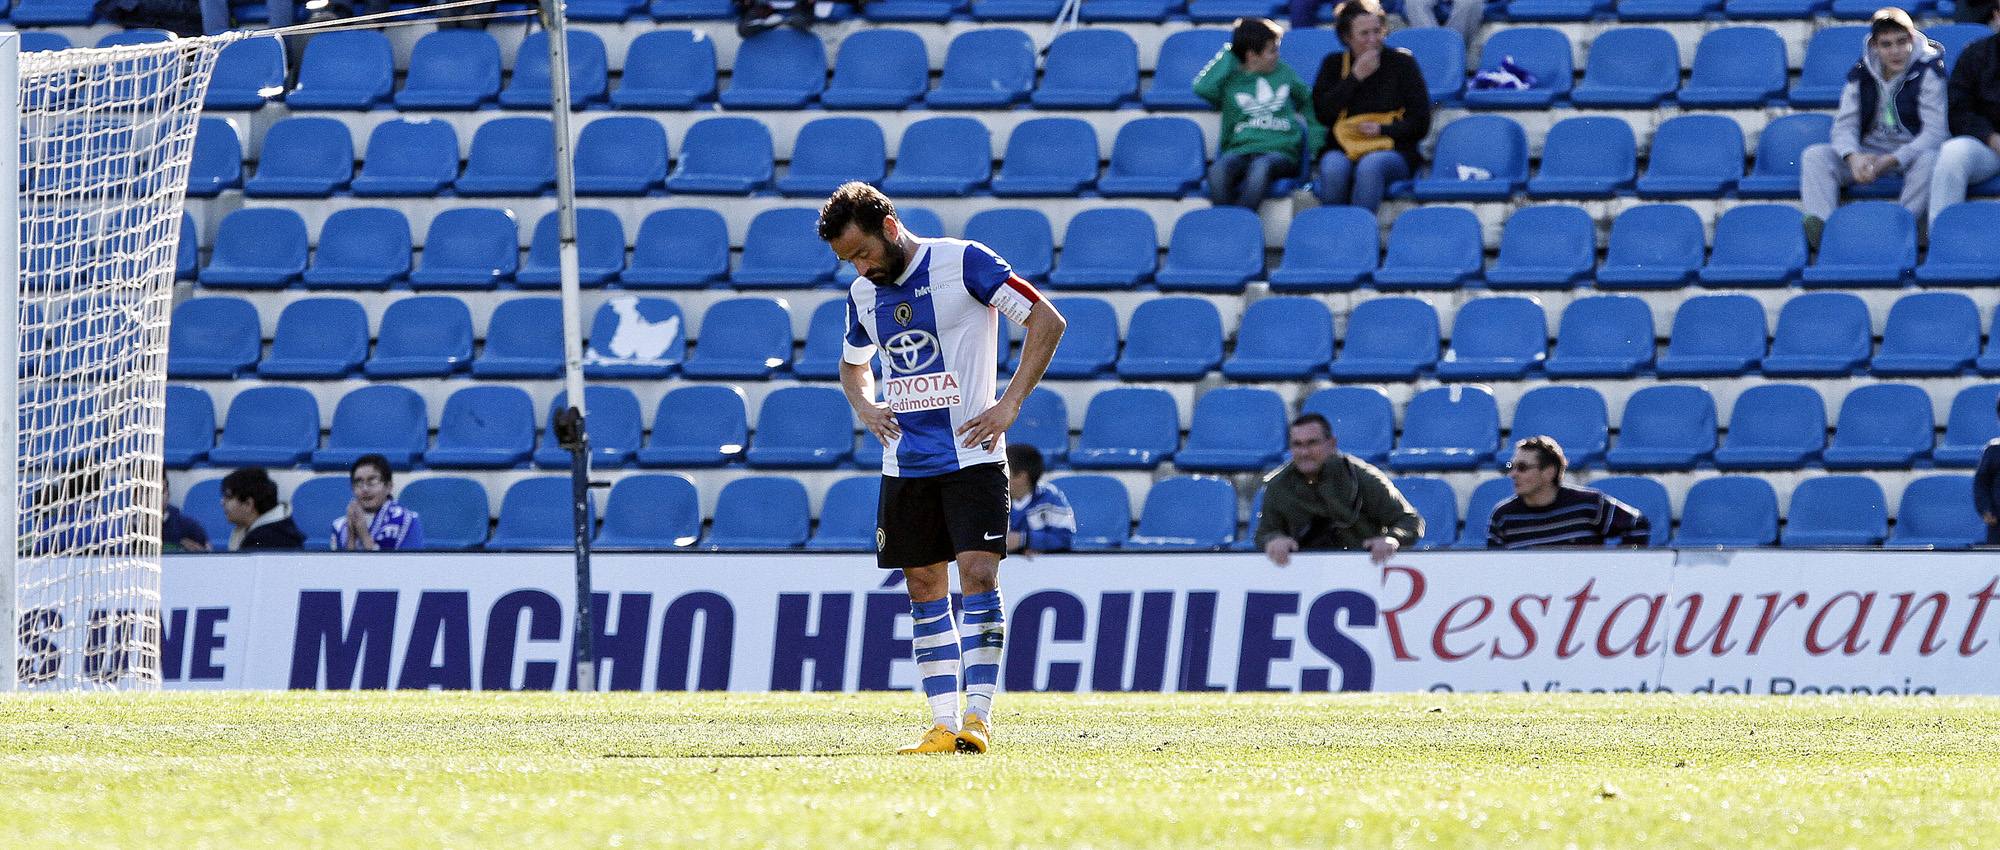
[883,330,941,374]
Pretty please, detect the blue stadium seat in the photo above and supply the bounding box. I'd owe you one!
[208,386,320,467]
[188,119,243,198]
[1454,478,1516,549]
[396,29,503,109]
[1045,296,1119,378]
[350,119,459,197]
[180,479,235,551]
[312,386,428,471]
[882,116,992,196]
[398,478,489,550]
[1503,385,1609,468]
[257,297,367,379]
[242,117,351,197]
[1737,114,1832,198]
[568,0,645,21]
[9,0,97,24]
[1388,385,1500,471]
[1824,384,1934,469]
[1119,297,1223,380]
[1934,22,1991,74]
[1387,27,1466,104]
[1721,0,1818,19]
[164,385,215,469]
[1983,307,2000,375]
[1269,205,1377,291]
[1125,477,1237,550]
[805,477,881,550]
[1080,0,1180,22]
[1155,207,1263,292]
[367,296,473,378]
[1937,385,2000,467]
[680,297,793,379]
[408,208,518,289]
[623,208,730,288]
[303,207,411,289]
[611,30,718,109]
[199,208,307,288]
[1636,114,1745,198]
[177,213,197,281]
[428,386,540,470]
[927,28,1036,108]
[516,209,626,288]
[1279,28,1343,88]
[639,385,749,468]
[1889,475,1986,548]
[456,116,555,197]
[1915,201,2000,285]
[1762,292,1871,376]
[18,32,70,52]
[1524,116,1636,199]
[1392,477,1459,550]
[1032,29,1139,108]
[572,116,670,196]
[1464,28,1572,108]
[1050,475,1129,550]
[793,300,849,381]
[1145,29,1228,109]
[1569,27,1679,108]
[993,118,1099,197]
[705,477,810,549]
[1590,477,1671,547]
[1484,205,1595,288]
[1872,292,1979,376]
[1679,27,1788,107]
[1802,201,1916,288]
[1437,296,1547,380]
[1329,296,1440,379]
[971,0,1063,16]
[1545,295,1654,378]
[1713,384,1827,469]
[289,477,352,547]
[502,31,609,108]
[666,117,773,194]
[730,207,838,287]
[1658,294,1766,377]
[1411,115,1528,200]
[964,208,1053,281]
[1071,387,1180,469]
[821,29,926,109]
[1507,0,1602,19]
[1007,387,1069,463]
[284,30,392,109]
[1674,477,1779,547]
[777,117,885,198]
[532,387,643,469]
[719,29,825,109]
[489,478,596,550]
[1782,476,1888,547]
[1176,388,1287,472]
[167,297,260,379]
[1302,386,1395,464]
[1595,204,1703,288]
[207,36,287,111]
[1098,116,1208,197]
[1047,208,1156,289]
[597,475,702,549]
[746,386,853,469]
[1372,207,1484,289]
[1699,204,1807,286]
[1789,25,1867,107]
[1224,296,1334,380]
[583,296,683,378]
[473,298,563,378]
[1606,385,1717,471]
[865,0,963,21]
[651,0,734,18]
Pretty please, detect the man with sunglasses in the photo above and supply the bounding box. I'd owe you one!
[1257,412,1422,566]
[1488,436,1649,549]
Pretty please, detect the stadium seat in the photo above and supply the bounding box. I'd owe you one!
[1484,205,1595,288]
[1872,292,1979,376]
[882,116,992,197]
[1007,387,1070,463]
[177,213,197,281]
[1224,296,1333,380]
[1047,208,1156,289]
[1032,29,1139,108]
[1411,115,1528,200]
[164,385,215,469]
[777,117,886,198]
[1503,385,1609,468]
[623,208,730,288]
[1388,385,1500,471]
[350,119,459,197]
[804,477,880,550]
[1269,205,1377,291]
[242,117,352,197]
[556,118,663,196]
[1934,22,1991,74]
[1937,385,2000,467]
[472,298,564,378]
[1118,297,1222,380]
[1568,27,1678,108]
[1595,204,1704,289]
[1737,114,1833,199]
[1802,202,1917,288]
[283,30,392,109]
[1524,116,1637,199]
[706,477,811,549]
[397,478,489,550]
[820,29,926,108]
[1674,477,1779,547]
[1051,475,1130,550]
[1713,384,1828,469]
[1176,388,1287,472]
[1372,207,1484,289]
[567,0,643,22]
[926,28,1036,108]
[1386,27,1466,104]
[639,385,749,468]
[9,0,97,24]
[1699,204,1808,286]
[198,208,307,288]
[289,477,351,548]
[395,29,502,109]
[1889,475,1986,548]
[1983,307,2000,376]
[532,387,644,469]
[651,0,734,19]
[408,208,518,289]
[456,116,555,197]
[1044,297,1119,378]
[1454,478,1516,549]
[1590,477,1671,547]
[1437,296,1547,380]
[666,117,774,194]
[424,386,536,469]
[1125,477,1237,550]
[1080,0,1179,22]
[583,296,684,378]
[1070,387,1180,469]
[596,475,702,549]
[1507,0,1601,20]
[992,118,1099,197]
[1657,294,1766,378]
[1097,117,1206,198]
[1144,29,1229,109]
[1279,28,1343,88]
[1782,476,1888,547]
[1915,201,2000,285]
[488,478,596,550]
[730,208,838,287]
[864,0,961,22]
[1392,477,1459,550]
[257,298,368,379]
[792,300,849,381]
[180,479,235,550]
[18,32,70,52]
[1790,25,1868,107]
[366,296,473,378]
[1463,28,1572,108]
[302,207,411,289]
[312,386,428,471]
[1330,296,1440,380]
[187,118,243,198]
[972,0,1063,13]
[168,297,261,379]
[1606,385,1717,470]
[1679,27,1788,107]
[745,387,853,469]
[1545,295,1654,378]
[1155,207,1263,292]
[1823,384,1935,469]
[1762,292,1871,377]
[719,30,826,109]
[680,297,793,379]
[609,31,715,109]
[964,208,1053,282]
[1301,386,1395,464]
[208,386,320,467]
[1635,114,1745,198]
[501,30,609,108]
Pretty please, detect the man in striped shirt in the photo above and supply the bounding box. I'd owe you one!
[1487,436,1650,549]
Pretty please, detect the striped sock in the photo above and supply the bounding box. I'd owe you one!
[959,590,1005,724]
[910,598,961,730]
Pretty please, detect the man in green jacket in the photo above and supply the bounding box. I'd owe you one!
[1257,413,1422,565]
[1194,17,1325,209]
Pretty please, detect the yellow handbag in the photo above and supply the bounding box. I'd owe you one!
[1333,53,1402,162]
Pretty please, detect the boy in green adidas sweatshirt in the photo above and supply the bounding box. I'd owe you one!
[1194,17,1325,209]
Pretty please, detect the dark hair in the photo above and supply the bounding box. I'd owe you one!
[1289,412,1333,440]
[1229,17,1283,62]
[1333,0,1385,40]
[220,467,279,515]
[1007,443,1045,486]
[1868,7,1917,41]
[350,454,393,487]
[1513,435,1567,479]
[817,181,897,242]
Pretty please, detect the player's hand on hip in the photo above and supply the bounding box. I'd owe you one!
[956,398,1019,450]
[1264,536,1297,566]
[857,402,900,443]
[1363,536,1399,565]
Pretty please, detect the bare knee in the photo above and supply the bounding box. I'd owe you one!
[903,563,950,603]
[956,551,1001,595]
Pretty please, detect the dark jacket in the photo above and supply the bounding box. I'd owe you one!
[1310,47,1432,171]
[1975,440,2000,521]
[161,504,209,552]
[1255,453,1423,550]
[1948,33,2000,142]
[238,515,305,550]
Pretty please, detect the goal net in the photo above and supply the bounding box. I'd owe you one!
[6,33,230,691]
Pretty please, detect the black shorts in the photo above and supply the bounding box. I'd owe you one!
[875,462,1009,570]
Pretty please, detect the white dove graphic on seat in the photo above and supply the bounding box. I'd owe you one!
[593,296,682,363]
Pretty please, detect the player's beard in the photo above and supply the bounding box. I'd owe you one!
[867,238,909,287]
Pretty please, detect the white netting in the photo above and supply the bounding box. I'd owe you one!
[13,35,229,690]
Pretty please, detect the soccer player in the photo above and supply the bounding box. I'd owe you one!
[818,182,1067,755]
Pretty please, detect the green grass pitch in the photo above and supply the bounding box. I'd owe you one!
[3,691,1998,848]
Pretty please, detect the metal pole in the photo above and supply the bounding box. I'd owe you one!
[0,32,19,693]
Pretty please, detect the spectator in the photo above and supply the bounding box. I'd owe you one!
[1311,0,1432,213]
[1487,436,1649,549]
[331,454,424,551]
[1006,444,1074,557]
[161,480,209,553]
[1401,0,1481,48]
[1256,412,1422,566]
[1975,395,2000,544]
[1800,8,1947,246]
[220,467,305,551]
[1931,0,2000,226]
[1194,17,1325,210]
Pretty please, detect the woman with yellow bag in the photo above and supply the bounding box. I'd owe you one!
[1309,0,1433,212]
